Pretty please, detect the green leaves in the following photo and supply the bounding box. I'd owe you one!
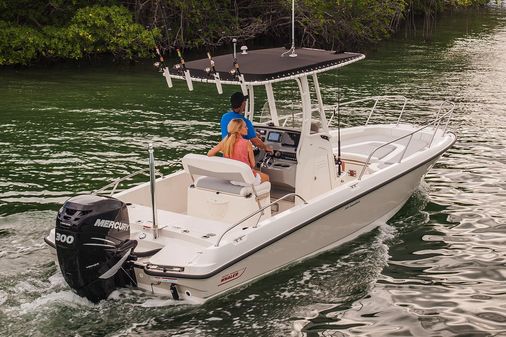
[0,5,155,65]
[293,0,407,49]
[0,21,44,65]
[0,0,490,66]
[68,6,155,59]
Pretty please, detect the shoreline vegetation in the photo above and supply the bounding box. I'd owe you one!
[0,0,490,66]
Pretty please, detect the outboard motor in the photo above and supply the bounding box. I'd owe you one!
[55,195,137,303]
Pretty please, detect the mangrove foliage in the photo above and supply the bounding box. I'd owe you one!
[0,0,490,66]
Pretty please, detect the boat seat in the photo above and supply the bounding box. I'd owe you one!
[182,154,271,224]
[195,176,270,197]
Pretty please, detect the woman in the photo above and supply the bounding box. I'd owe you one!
[208,118,269,184]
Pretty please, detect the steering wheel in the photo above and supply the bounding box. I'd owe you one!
[253,145,264,166]
[260,151,274,169]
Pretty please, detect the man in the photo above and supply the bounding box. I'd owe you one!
[220,92,273,152]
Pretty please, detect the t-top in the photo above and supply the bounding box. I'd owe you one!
[220,111,256,140]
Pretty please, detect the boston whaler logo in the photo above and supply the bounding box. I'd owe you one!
[94,219,130,231]
[219,268,246,286]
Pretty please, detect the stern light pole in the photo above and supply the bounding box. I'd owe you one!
[148,143,159,239]
[336,90,343,176]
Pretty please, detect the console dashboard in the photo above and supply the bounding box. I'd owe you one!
[254,125,301,190]
[255,126,300,162]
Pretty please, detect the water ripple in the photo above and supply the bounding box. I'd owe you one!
[1,5,506,337]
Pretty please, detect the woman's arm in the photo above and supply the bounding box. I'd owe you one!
[208,140,224,157]
[247,141,255,168]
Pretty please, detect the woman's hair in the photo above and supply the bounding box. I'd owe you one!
[223,119,246,157]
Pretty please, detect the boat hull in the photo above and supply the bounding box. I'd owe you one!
[133,154,439,303]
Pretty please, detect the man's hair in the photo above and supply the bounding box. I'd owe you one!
[230,92,248,109]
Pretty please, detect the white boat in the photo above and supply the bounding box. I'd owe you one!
[44,46,456,304]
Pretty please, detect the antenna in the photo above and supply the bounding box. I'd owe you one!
[281,0,297,57]
[233,38,237,60]
[337,88,342,176]
[291,0,296,56]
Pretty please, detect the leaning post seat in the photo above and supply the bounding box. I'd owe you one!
[182,154,271,226]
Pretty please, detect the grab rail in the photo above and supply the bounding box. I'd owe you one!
[276,96,408,128]
[327,95,408,127]
[215,192,308,247]
[281,110,303,127]
[92,168,163,196]
[267,96,445,131]
[93,161,180,196]
[357,102,455,180]
[435,100,455,135]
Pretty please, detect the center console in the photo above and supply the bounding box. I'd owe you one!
[254,125,301,191]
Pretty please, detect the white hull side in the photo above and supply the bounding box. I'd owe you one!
[135,156,437,303]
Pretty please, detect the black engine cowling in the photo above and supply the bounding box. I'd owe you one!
[55,194,137,303]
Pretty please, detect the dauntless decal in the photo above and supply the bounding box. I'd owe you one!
[94,219,130,231]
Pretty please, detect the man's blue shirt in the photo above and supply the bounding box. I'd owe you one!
[220,111,256,140]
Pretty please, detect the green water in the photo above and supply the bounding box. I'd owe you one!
[1,3,506,336]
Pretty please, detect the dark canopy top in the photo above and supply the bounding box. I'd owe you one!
[176,48,364,83]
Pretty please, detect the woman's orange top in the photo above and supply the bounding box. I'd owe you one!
[225,137,251,168]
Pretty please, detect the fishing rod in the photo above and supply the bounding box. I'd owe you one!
[230,38,247,95]
[156,47,173,88]
[336,89,343,176]
[154,45,164,67]
[206,51,223,94]
[175,47,194,91]
[149,28,173,88]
